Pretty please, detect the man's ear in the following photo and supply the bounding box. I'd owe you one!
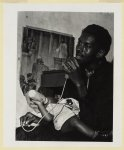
[96,50,105,58]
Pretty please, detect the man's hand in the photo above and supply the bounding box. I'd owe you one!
[63,57,83,86]
[20,112,40,126]
[63,57,79,72]
[94,131,113,141]
[63,57,87,98]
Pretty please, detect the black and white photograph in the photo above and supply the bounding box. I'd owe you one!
[16,11,114,142]
[3,3,122,147]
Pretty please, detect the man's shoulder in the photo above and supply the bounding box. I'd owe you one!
[99,59,113,75]
[105,61,113,74]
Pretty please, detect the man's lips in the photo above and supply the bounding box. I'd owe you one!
[76,55,83,59]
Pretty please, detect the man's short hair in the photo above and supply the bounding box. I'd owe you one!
[82,24,112,55]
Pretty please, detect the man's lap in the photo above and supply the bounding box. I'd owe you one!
[16,121,90,141]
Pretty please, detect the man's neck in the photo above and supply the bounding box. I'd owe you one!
[85,58,106,72]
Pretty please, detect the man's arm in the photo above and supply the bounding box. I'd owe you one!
[74,81,87,99]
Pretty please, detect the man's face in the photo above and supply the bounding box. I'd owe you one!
[76,32,100,65]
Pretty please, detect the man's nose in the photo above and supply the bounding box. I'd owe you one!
[76,45,86,56]
[82,47,87,55]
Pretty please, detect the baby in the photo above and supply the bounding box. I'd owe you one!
[26,90,97,139]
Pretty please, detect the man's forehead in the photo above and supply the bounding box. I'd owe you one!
[78,33,96,43]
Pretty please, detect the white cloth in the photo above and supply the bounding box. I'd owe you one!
[46,98,80,130]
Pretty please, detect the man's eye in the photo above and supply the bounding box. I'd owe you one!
[87,45,92,48]
[85,44,92,49]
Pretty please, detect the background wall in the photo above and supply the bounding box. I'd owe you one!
[17,11,114,77]
[16,11,114,126]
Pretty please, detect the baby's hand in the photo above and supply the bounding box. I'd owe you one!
[28,90,46,103]
[31,98,43,107]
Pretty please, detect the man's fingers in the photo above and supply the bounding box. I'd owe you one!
[64,58,76,72]
[63,63,71,73]
[67,60,77,70]
[72,57,79,67]
[65,57,79,70]
[66,57,76,70]
[63,57,79,74]
[64,61,74,72]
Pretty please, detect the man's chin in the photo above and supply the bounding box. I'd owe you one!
[76,55,82,59]
[76,56,87,65]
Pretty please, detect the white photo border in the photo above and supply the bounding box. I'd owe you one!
[3,3,122,147]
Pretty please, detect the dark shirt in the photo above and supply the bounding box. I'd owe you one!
[63,58,113,132]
